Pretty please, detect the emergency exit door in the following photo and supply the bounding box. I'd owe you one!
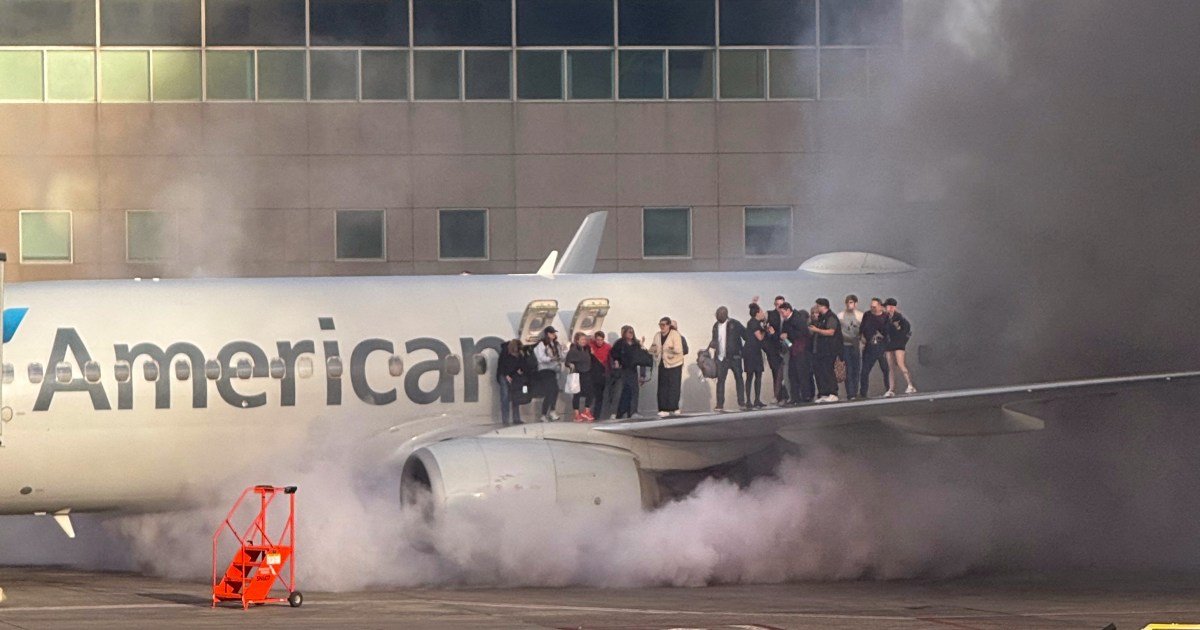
[517,300,559,345]
[568,298,610,339]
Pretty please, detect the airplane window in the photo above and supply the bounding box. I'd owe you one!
[205,359,221,380]
[28,363,44,384]
[3,363,13,384]
[387,355,404,377]
[143,361,159,382]
[326,356,343,379]
[472,354,487,375]
[236,358,252,380]
[114,360,131,383]
[296,357,314,379]
[175,360,191,381]
[83,360,101,383]
[269,357,286,379]
[443,354,461,376]
[55,362,73,384]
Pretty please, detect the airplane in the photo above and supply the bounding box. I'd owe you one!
[0,211,1197,537]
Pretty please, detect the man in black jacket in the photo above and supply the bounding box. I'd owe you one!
[765,295,789,404]
[809,298,842,403]
[779,302,814,404]
[709,306,747,411]
[859,297,891,398]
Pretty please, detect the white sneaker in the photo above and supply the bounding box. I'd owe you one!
[671,410,682,416]
[905,385,918,394]
[825,395,840,403]
[547,411,559,421]
[883,390,895,398]
[657,411,670,418]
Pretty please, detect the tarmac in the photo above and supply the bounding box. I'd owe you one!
[0,567,1198,629]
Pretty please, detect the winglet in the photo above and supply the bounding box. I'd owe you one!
[53,509,75,538]
[536,250,559,278]
[554,211,607,274]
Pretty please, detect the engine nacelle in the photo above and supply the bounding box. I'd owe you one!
[401,437,647,512]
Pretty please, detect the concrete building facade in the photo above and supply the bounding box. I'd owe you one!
[0,0,901,282]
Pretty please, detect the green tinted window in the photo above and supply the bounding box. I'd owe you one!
[152,50,200,101]
[100,50,150,101]
[768,48,817,98]
[642,207,690,257]
[361,50,407,100]
[720,49,765,98]
[618,50,662,99]
[413,50,460,100]
[205,50,253,100]
[438,209,488,259]
[311,50,358,100]
[465,50,510,100]
[336,210,385,260]
[517,50,561,100]
[127,211,172,262]
[744,206,791,255]
[46,50,94,101]
[668,49,713,99]
[567,50,610,99]
[0,50,42,100]
[257,50,306,100]
[0,0,95,46]
[20,211,72,262]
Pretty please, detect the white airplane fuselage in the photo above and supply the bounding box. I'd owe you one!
[0,270,927,515]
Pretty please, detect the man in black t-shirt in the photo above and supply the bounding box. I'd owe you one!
[809,298,842,403]
[859,297,891,398]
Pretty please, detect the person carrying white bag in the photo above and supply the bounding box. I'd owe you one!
[564,332,596,423]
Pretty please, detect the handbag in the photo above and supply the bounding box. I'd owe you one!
[834,357,847,383]
[564,372,582,395]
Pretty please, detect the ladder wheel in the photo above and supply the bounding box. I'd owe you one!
[288,591,303,608]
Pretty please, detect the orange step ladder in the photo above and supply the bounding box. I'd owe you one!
[212,485,302,609]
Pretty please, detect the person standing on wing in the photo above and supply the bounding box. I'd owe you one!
[883,298,917,396]
[650,317,686,417]
[709,306,747,412]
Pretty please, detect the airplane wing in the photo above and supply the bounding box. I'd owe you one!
[593,371,1200,442]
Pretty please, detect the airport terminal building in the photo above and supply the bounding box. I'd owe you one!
[0,0,901,282]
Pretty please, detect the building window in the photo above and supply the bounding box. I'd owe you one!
[310,50,359,100]
[335,210,386,261]
[517,0,612,46]
[0,0,96,46]
[19,210,72,263]
[100,50,150,102]
[720,0,815,45]
[438,209,489,260]
[46,50,95,101]
[744,206,791,256]
[206,50,254,100]
[257,49,306,101]
[820,48,869,99]
[100,0,200,46]
[310,0,408,47]
[667,49,713,99]
[720,49,766,99]
[205,0,305,47]
[618,50,663,99]
[819,0,902,46]
[464,50,511,100]
[361,50,407,100]
[517,50,561,100]
[126,210,173,262]
[152,50,201,101]
[413,50,460,100]
[0,50,42,101]
[618,0,714,46]
[642,207,691,258]
[413,0,511,46]
[768,49,817,99]
[567,50,611,99]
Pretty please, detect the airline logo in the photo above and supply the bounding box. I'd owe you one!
[3,307,27,343]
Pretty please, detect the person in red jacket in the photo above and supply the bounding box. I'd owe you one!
[589,331,612,419]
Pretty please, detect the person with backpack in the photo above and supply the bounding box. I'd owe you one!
[533,326,564,421]
[650,317,686,417]
[496,338,527,426]
[610,325,649,419]
[884,298,917,396]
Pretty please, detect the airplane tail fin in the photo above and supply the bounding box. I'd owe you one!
[554,211,607,274]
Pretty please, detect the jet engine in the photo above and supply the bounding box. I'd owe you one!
[400,437,649,513]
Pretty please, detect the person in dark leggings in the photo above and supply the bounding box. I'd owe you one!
[859,298,891,399]
[533,326,563,421]
[743,302,767,408]
[610,326,645,419]
[565,332,595,422]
